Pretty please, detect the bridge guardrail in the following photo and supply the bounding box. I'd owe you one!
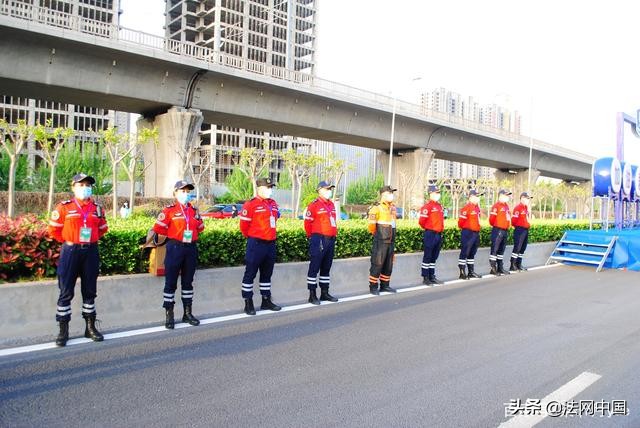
[0,0,594,164]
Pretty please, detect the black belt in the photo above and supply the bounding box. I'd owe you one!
[250,237,276,244]
[168,239,197,246]
[64,242,97,249]
[311,233,336,240]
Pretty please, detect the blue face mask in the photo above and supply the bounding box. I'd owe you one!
[73,186,92,200]
[176,192,191,205]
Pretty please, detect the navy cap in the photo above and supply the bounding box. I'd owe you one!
[317,180,335,190]
[520,192,534,198]
[427,185,440,193]
[174,180,194,191]
[379,185,398,194]
[498,189,512,196]
[469,189,484,196]
[71,173,95,185]
[256,177,276,188]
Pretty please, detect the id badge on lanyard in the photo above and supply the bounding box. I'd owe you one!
[182,230,193,243]
[79,227,92,243]
[269,215,276,229]
[330,215,336,227]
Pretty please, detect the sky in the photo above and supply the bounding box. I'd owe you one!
[119,0,640,161]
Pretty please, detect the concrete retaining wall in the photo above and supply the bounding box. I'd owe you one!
[0,242,555,347]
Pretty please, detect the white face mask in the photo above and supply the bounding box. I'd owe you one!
[499,195,510,203]
[258,187,273,199]
[521,197,530,206]
[430,193,441,202]
[384,193,394,202]
[73,185,92,200]
[469,195,480,204]
[320,189,333,199]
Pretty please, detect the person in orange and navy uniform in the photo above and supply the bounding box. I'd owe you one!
[303,181,339,305]
[367,185,398,295]
[48,173,108,347]
[510,192,533,272]
[457,189,483,280]
[239,177,282,315]
[419,185,445,285]
[153,180,204,329]
[489,189,512,276]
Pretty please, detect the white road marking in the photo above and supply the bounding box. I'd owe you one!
[0,263,562,358]
[498,371,602,428]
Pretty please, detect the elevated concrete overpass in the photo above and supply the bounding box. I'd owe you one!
[0,3,595,195]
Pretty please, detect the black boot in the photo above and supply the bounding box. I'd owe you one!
[369,283,380,295]
[308,289,321,305]
[422,276,433,285]
[84,314,104,342]
[182,305,200,326]
[55,320,69,347]
[320,288,338,302]
[509,258,518,272]
[517,258,528,271]
[379,282,396,293]
[429,274,444,285]
[498,260,510,275]
[466,264,481,279]
[165,307,175,329]
[244,299,256,315]
[458,266,468,280]
[490,260,500,276]
[261,296,282,311]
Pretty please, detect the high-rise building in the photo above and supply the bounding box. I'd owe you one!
[0,1,129,170]
[164,0,318,190]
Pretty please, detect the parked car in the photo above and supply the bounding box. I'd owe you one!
[201,204,244,219]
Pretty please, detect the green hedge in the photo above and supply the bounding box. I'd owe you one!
[3,216,597,282]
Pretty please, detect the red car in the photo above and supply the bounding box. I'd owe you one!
[201,204,243,219]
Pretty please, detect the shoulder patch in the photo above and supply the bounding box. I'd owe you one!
[242,209,248,216]
[306,210,312,217]
[61,200,72,205]
[51,210,60,220]
[158,212,166,221]
[165,203,175,208]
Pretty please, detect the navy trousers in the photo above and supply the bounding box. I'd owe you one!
[421,230,443,277]
[306,234,336,290]
[242,238,276,299]
[458,229,480,269]
[511,227,529,262]
[56,243,99,321]
[163,240,198,308]
[490,227,508,264]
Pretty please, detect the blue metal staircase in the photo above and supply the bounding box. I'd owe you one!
[546,231,617,272]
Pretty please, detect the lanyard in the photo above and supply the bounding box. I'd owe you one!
[179,203,190,231]
[74,199,92,226]
[319,198,334,221]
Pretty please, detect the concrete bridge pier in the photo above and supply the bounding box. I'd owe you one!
[494,168,540,200]
[139,107,204,198]
[378,148,435,210]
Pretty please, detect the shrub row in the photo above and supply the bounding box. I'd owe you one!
[1,215,597,283]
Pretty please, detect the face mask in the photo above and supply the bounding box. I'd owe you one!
[499,195,510,203]
[176,192,190,205]
[384,193,394,202]
[469,196,480,204]
[430,193,441,202]
[522,198,530,206]
[73,186,92,200]
[259,187,273,199]
[320,189,333,199]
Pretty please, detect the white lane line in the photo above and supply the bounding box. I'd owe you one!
[0,263,561,358]
[498,371,602,428]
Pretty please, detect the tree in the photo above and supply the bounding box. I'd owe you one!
[282,149,323,217]
[321,153,354,202]
[230,140,274,197]
[190,145,213,204]
[0,119,34,217]
[225,167,254,201]
[33,120,75,214]
[277,167,293,190]
[346,174,384,205]
[121,127,158,212]
[100,127,138,219]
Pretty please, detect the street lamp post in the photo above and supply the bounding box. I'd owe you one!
[527,97,534,189]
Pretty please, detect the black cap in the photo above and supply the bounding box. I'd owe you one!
[469,189,484,196]
[498,189,512,196]
[256,177,276,188]
[379,185,398,194]
[520,192,534,198]
[317,180,335,190]
[427,185,440,193]
[174,180,194,191]
[71,173,95,185]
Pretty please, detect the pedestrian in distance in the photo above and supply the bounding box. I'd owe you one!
[489,189,512,276]
[457,189,483,279]
[48,173,108,347]
[119,201,131,219]
[238,178,282,315]
[510,192,533,272]
[367,185,399,295]
[152,180,204,329]
[419,184,445,285]
[303,180,339,304]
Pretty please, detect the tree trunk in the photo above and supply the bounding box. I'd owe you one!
[128,177,135,214]
[7,156,16,217]
[112,166,118,219]
[47,166,56,215]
